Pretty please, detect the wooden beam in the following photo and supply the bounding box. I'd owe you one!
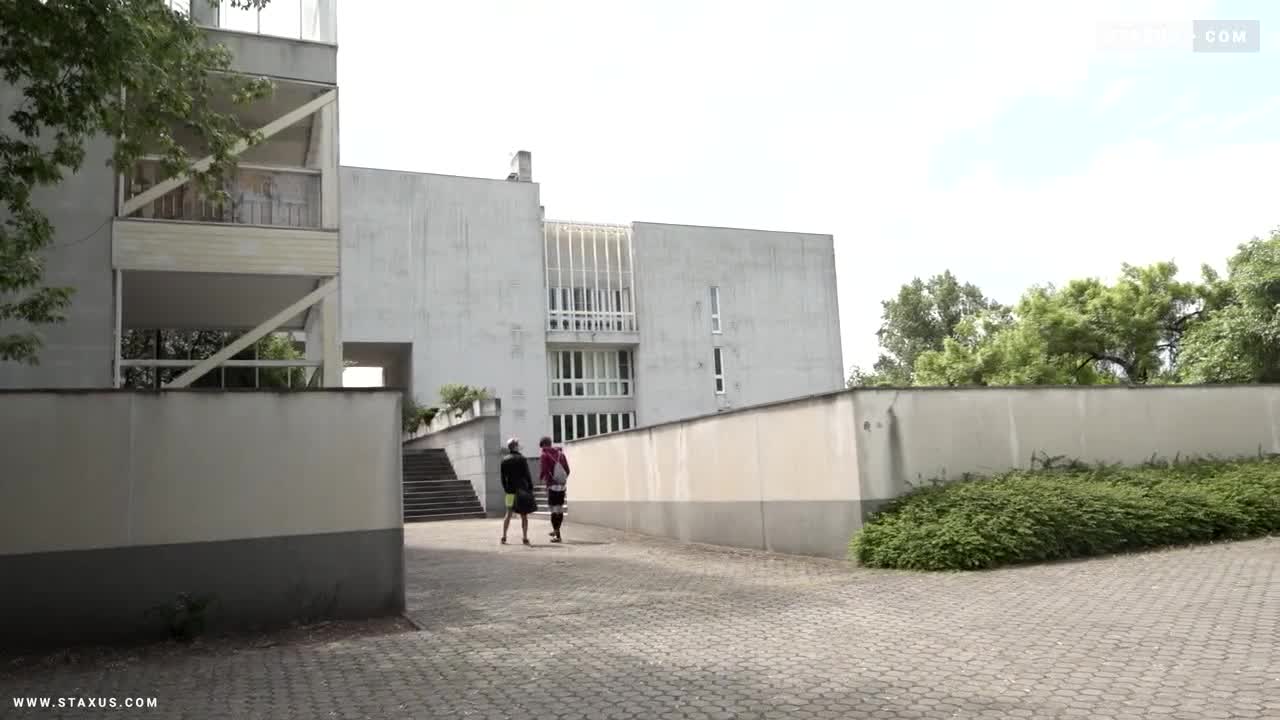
[164,278,338,388]
[121,89,338,217]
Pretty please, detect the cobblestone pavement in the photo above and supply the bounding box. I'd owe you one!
[3,519,1278,719]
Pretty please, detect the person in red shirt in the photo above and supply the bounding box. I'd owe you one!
[538,436,570,542]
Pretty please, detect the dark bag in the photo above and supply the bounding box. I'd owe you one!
[513,489,538,515]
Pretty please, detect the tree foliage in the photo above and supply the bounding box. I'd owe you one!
[848,271,1006,387]
[854,232,1279,388]
[1,0,270,364]
[1178,231,1280,383]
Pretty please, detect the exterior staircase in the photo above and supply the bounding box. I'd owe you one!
[402,448,486,522]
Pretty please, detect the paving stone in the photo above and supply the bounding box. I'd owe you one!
[1,521,1277,719]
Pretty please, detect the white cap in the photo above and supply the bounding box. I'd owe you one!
[506,437,520,449]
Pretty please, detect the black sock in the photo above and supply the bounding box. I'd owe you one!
[551,513,563,533]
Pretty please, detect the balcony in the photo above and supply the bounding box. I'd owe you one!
[544,220,639,341]
[126,159,321,229]
[170,0,337,44]
[113,159,337,277]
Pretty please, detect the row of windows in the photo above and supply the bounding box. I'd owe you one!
[552,412,635,443]
[549,349,633,398]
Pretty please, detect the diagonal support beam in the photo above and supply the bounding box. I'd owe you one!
[165,278,338,389]
[121,89,338,217]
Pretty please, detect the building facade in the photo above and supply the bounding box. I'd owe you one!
[0,1,344,392]
[340,155,845,446]
[1,6,844,443]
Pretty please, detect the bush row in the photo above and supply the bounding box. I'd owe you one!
[849,457,1280,571]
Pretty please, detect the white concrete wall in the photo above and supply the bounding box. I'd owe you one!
[112,219,339,276]
[567,392,861,557]
[206,29,337,84]
[340,167,549,446]
[0,391,403,555]
[0,83,115,389]
[566,384,1280,558]
[852,385,1280,504]
[630,223,844,427]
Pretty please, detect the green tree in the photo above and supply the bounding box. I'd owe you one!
[438,383,491,417]
[913,311,1110,387]
[1178,231,1280,383]
[1,0,270,364]
[849,271,1006,387]
[1015,262,1201,384]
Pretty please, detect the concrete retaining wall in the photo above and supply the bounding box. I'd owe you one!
[0,390,405,650]
[566,385,1280,559]
[568,392,861,558]
[852,385,1280,510]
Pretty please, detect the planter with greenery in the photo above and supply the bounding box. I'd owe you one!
[849,456,1280,571]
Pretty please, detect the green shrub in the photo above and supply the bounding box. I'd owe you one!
[850,457,1280,571]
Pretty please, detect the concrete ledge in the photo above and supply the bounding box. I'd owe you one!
[0,528,404,652]
[568,500,866,560]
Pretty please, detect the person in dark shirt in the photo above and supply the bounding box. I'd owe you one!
[499,438,535,545]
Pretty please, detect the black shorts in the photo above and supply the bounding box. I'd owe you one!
[547,490,566,508]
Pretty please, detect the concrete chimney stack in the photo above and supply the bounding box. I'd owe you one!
[507,150,532,182]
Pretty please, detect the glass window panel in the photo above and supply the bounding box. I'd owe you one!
[553,416,562,444]
[588,415,598,436]
[713,348,723,374]
[576,415,586,438]
[622,414,632,430]
[621,381,630,395]
[608,381,619,396]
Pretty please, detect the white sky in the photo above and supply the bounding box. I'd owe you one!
[337,0,1279,375]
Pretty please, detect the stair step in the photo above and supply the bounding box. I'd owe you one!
[400,450,484,523]
[402,482,472,491]
[404,511,487,523]
[404,499,484,510]
[405,506,484,518]
[403,490,477,499]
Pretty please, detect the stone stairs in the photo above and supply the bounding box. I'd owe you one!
[402,448,486,523]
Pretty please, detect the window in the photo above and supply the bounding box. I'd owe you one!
[549,349,634,397]
[552,412,637,443]
[713,347,725,394]
[710,286,722,333]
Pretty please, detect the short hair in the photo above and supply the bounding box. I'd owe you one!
[539,436,553,448]
[506,438,520,451]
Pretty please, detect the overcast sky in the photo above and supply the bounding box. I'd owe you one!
[337,0,1279,374]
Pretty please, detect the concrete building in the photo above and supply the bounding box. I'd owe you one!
[341,154,845,445]
[1,4,844,445]
[0,1,344,391]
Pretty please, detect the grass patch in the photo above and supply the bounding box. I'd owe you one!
[850,456,1280,571]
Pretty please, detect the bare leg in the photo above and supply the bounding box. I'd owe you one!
[521,514,530,543]
[502,510,513,543]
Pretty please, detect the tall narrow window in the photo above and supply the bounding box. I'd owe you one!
[713,347,725,394]
[710,287,722,334]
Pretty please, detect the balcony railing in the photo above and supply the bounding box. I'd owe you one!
[546,286,637,333]
[126,159,322,229]
[169,0,337,44]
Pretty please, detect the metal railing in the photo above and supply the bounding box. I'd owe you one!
[126,159,322,229]
[546,312,638,333]
[169,0,337,44]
